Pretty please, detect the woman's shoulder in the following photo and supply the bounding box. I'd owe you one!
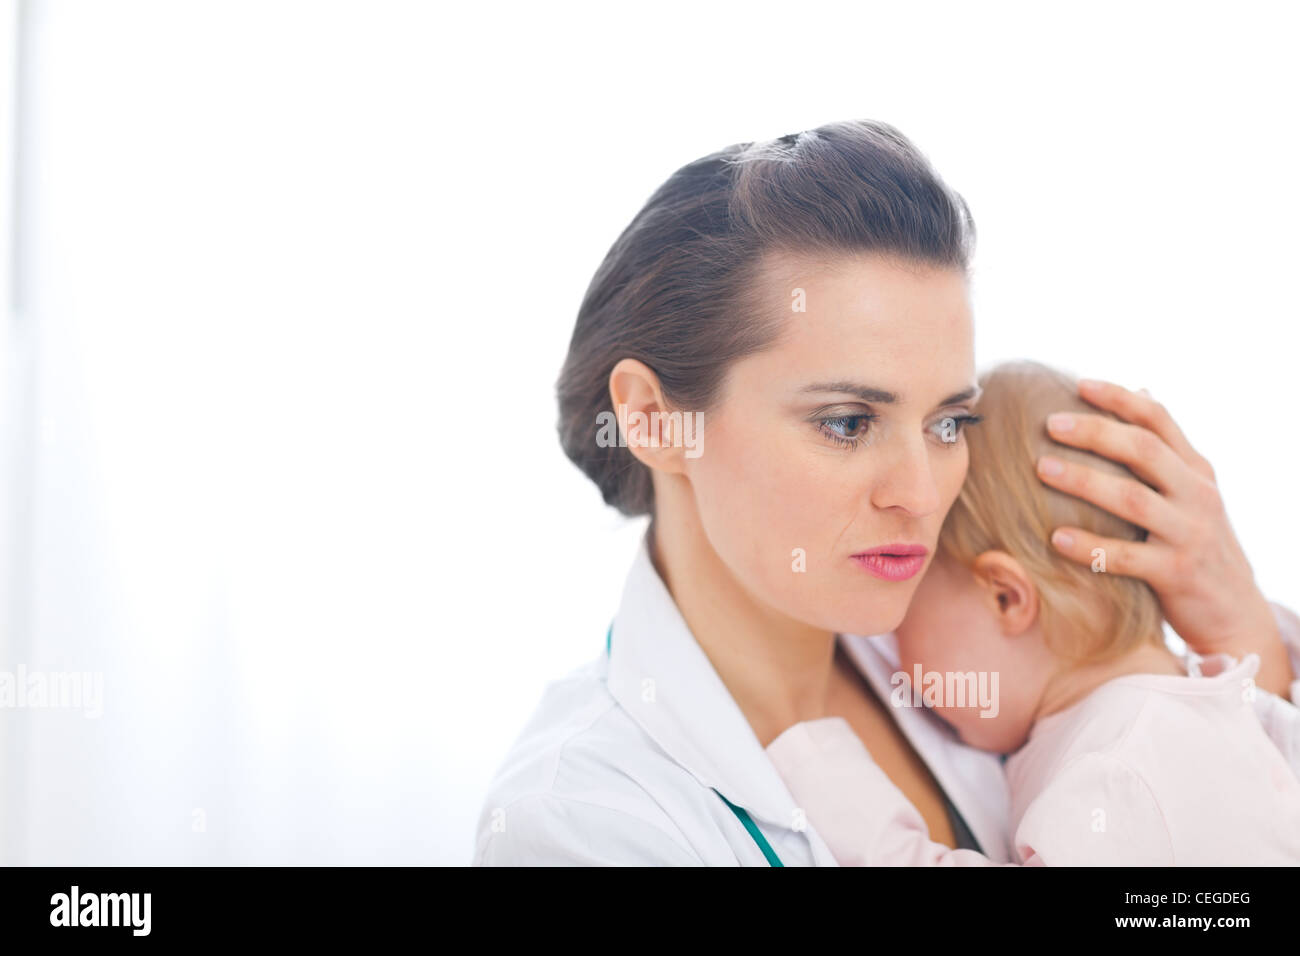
[471,654,714,865]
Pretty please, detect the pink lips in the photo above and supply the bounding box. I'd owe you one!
[851,544,929,582]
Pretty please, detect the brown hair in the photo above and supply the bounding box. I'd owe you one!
[939,361,1164,662]
[556,120,977,516]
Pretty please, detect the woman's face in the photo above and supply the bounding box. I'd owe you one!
[681,251,976,637]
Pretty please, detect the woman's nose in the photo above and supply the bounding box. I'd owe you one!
[868,438,943,517]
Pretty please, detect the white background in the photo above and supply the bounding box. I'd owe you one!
[1,0,1296,864]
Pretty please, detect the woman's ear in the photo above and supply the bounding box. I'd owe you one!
[970,550,1040,637]
[608,358,688,476]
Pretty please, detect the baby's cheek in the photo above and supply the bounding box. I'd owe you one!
[898,625,951,676]
[945,673,1017,753]
[948,712,997,751]
[893,628,921,674]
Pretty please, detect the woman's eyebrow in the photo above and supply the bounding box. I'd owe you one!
[800,382,898,403]
[798,383,981,407]
[937,386,980,407]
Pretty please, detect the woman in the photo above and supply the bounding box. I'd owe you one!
[473,120,1300,865]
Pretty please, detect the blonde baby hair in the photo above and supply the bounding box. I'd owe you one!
[938,361,1164,663]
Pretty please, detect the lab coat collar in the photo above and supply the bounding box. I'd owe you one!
[606,533,820,840]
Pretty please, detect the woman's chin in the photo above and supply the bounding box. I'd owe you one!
[827,603,911,639]
[775,578,914,638]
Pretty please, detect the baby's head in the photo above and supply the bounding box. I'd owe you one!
[894,361,1164,753]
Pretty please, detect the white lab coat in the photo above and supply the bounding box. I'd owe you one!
[473,534,1300,866]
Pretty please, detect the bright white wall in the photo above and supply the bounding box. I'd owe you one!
[2,0,1296,864]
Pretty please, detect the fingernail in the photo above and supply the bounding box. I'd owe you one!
[1047,413,1075,433]
[1052,529,1074,549]
[1078,379,1103,392]
[1038,456,1065,476]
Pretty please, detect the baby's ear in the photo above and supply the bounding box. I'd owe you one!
[970,550,1040,637]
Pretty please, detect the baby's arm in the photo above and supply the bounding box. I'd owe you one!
[767,717,1019,866]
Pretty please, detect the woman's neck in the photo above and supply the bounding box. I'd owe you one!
[648,498,839,748]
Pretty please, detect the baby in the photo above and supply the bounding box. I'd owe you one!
[769,361,1300,865]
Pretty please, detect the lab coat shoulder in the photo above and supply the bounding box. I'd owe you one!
[472,655,711,866]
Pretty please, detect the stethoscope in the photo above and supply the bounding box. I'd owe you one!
[606,623,783,866]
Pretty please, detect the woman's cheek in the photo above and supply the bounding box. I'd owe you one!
[689,424,814,575]
[745,453,843,585]
[935,441,970,512]
[694,435,862,623]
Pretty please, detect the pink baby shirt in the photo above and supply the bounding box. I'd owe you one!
[766,653,1300,865]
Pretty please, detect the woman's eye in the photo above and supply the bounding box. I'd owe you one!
[818,414,876,448]
[929,413,984,444]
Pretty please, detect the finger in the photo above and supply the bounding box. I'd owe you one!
[1076,379,1213,477]
[1037,454,1185,543]
[1047,525,1171,586]
[1044,412,1193,496]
